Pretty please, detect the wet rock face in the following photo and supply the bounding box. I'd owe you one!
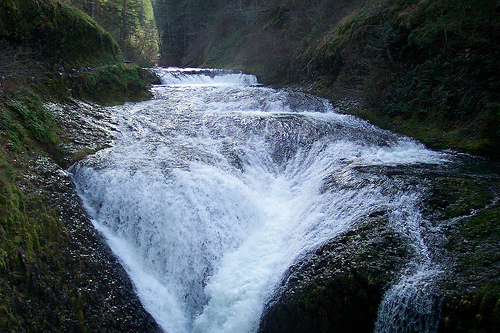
[32,156,162,332]
[15,101,162,331]
[422,176,500,333]
[259,158,500,333]
[259,212,410,333]
[46,100,118,167]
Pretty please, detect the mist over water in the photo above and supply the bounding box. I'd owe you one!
[70,68,448,332]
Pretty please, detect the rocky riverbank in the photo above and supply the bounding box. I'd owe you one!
[0,1,162,330]
[1,98,162,331]
[259,160,500,332]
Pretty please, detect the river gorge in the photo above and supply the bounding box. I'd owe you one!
[66,68,499,333]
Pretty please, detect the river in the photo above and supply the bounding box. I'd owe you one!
[70,68,452,332]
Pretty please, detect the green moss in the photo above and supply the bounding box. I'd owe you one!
[426,177,494,220]
[434,175,500,332]
[260,212,409,333]
[441,282,500,333]
[0,142,87,331]
[1,0,122,68]
[462,208,500,242]
[0,58,155,333]
[71,147,97,162]
[260,271,383,333]
[5,88,56,143]
[455,206,500,277]
[79,64,153,105]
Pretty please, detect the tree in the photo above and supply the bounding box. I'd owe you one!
[152,0,221,65]
[69,0,159,65]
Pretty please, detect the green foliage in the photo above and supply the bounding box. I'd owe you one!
[76,64,153,104]
[0,88,59,168]
[153,0,222,65]
[0,0,122,68]
[0,2,159,331]
[289,0,499,157]
[70,0,160,65]
[373,0,499,156]
[5,89,56,143]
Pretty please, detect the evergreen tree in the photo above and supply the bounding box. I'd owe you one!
[69,0,159,65]
[152,0,221,65]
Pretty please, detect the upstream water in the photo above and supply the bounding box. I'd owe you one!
[70,68,450,332]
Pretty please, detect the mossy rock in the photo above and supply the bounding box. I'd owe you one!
[1,0,121,68]
[259,211,410,333]
[422,173,500,333]
[440,282,500,333]
[424,177,494,221]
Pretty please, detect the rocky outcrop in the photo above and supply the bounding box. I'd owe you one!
[259,161,500,333]
[259,210,410,333]
[0,99,162,331]
[29,155,162,332]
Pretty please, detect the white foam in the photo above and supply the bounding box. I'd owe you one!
[71,68,448,332]
[155,67,258,86]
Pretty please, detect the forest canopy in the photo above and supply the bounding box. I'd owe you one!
[67,0,160,65]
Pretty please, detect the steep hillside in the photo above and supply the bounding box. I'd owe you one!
[288,0,500,158]
[69,0,160,66]
[153,0,499,158]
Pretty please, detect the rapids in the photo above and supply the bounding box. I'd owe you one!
[70,68,449,332]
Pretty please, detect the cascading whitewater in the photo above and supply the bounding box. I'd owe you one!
[156,67,259,86]
[70,68,448,333]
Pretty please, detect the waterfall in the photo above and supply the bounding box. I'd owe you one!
[374,194,443,333]
[70,68,449,332]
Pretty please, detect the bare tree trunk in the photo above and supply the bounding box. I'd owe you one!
[88,0,95,18]
[120,0,127,48]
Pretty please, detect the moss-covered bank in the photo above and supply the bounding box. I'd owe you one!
[0,0,161,330]
[428,175,500,333]
[0,0,121,69]
[0,73,159,332]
